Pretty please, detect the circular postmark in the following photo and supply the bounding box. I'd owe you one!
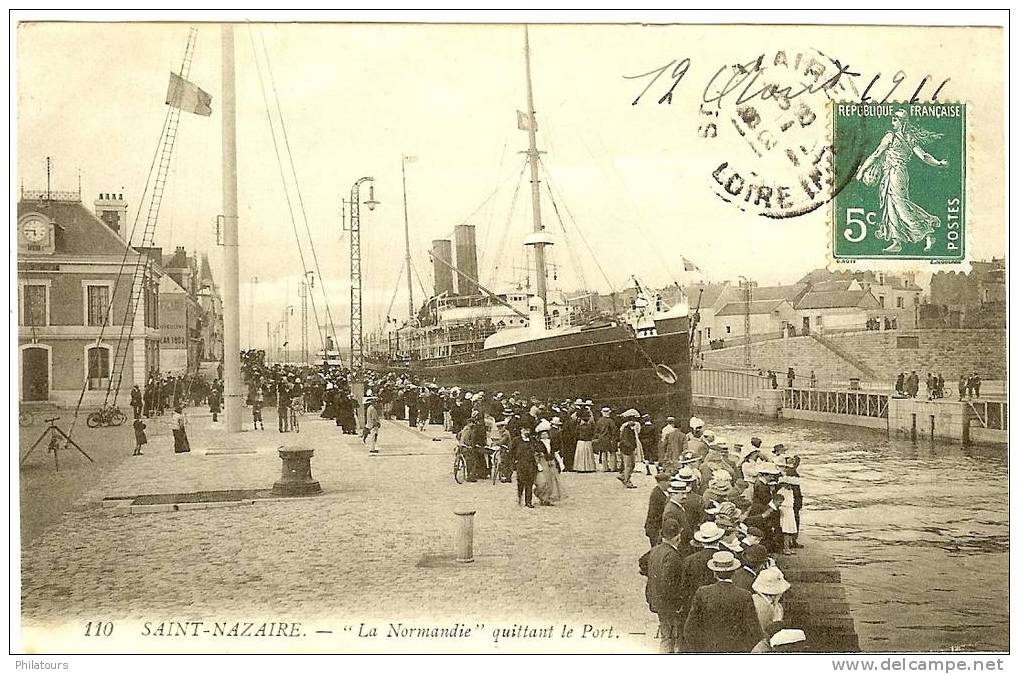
[698,48,868,219]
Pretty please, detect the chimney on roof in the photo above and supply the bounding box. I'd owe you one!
[94,192,128,234]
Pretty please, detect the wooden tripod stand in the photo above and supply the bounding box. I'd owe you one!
[19,416,94,471]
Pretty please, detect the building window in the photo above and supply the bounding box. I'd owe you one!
[896,297,904,309]
[87,345,111,390]
[878,295,885,307]
[725,325,731,334]
[21,284,48,326]
[705,328,710,339]
[86,284,111,326]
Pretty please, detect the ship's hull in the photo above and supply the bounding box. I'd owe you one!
[367,316,691,420]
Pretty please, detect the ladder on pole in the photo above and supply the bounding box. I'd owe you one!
[105,27,198,406]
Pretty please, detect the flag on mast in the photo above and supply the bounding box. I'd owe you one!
[165,72,212,116]
[517,110,537,132]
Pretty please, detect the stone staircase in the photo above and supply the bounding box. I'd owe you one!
[808,333,878,380]
[700,335,871,385]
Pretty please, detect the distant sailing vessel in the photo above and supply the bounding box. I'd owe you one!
[365,28,691,418]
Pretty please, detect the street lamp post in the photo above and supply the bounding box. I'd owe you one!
[347,177,379,372]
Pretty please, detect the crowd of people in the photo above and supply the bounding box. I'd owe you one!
[642,418,808,652]
[361,372,810,652]
[894,370,982,400]
[240,349,359,433]
[128,351,814,652]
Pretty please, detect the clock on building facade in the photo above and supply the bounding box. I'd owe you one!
[18,213,55,254]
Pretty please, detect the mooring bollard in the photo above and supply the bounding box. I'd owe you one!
[453,509,476,563]
[272,446,322,496]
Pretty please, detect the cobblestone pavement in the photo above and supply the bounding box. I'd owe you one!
[21,412,663,653]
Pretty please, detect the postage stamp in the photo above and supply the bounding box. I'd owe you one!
[831,102,966,261]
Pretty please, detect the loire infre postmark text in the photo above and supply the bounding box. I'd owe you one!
[832,102,966,261]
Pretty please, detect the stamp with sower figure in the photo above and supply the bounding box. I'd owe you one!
[832,103,965,261]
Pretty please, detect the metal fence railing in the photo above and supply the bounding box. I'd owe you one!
[783,388,890,419]
[692,368,772,399]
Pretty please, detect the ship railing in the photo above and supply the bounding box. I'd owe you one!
[783,387,890,419]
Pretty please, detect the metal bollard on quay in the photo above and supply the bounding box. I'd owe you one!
[271,446,322,496]
[453,509,476,563]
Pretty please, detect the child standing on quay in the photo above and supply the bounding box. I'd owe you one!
[132,417,147,456]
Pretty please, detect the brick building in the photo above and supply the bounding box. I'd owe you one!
[17,190,161,406]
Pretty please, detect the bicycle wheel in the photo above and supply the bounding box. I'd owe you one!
[453,452,467,484]
[18,411,33,427]
[86,412,102,428]
[111,409,127,426]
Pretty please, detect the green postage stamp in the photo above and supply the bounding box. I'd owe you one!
[832,102,966,261]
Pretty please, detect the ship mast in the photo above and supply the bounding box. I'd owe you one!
[401,155,415,323]
[523,26,548,318]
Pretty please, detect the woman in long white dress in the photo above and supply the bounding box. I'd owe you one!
[534,421,564,505]
[855,109,949,253]
[572,411,598,473]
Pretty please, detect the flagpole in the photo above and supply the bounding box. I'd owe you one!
[221,24,242,433]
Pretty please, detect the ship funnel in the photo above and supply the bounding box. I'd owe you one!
[454,224,479,296]
[432,239,455,297]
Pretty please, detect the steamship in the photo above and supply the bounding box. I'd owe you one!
[364,29,691,417]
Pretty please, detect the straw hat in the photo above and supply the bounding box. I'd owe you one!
[675,466,699,482]
[621,408,641,419]
[753,566,791,595]
[703,500,721,516]
[679,451,701,466]
[770,628,806,649]
[689,417,705,429]
[706,550,741,572]
[535,420,552,433]
[668,479,691,494]
[693,521,725,544]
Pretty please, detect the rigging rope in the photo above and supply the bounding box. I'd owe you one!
[247,26,328,354]
[258,28,341,350]
[538,156,618,298]
[542,180,588,292]
[488,160,528,287]
[66,96,175,440]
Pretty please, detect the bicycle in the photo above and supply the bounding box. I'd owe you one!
[452,444,469,484]
[18,409,34,428]
[86,403,127,428]
[489,444,509,484]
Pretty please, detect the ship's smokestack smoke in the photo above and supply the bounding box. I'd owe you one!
[454,224,479,296]
[432,239,455,297]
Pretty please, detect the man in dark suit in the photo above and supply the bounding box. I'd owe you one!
[645,473,673,547]
[679,522,726,610]
[733,543,771,592]
[512,426,538,508]
[684,551,763,653]
[645,519,687,653]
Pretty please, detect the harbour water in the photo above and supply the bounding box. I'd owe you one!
[707,413,1009,653]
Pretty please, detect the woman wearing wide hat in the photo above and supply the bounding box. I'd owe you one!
[751,566,791,632]
[533,420,564,505]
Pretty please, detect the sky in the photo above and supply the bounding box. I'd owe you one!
[17,22,1006,353]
